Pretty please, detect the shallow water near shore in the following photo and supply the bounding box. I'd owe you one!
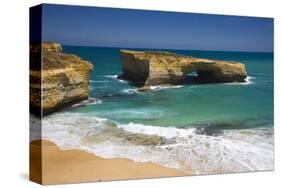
[39,46,274,174]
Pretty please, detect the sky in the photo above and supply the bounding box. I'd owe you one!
[41,4,273,52]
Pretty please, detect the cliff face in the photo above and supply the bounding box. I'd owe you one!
[118,50,247,86]
[30,42,93,116]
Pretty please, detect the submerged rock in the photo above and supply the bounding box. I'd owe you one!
[30,42,93,116]
[118,50,247,87]
[137,86,151,92]
[124,133,165,146]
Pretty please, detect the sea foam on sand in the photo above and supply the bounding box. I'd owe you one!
[37,113,274,175]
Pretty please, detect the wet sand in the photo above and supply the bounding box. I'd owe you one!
[30,140,189,185]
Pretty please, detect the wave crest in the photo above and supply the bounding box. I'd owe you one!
[41,114,273,174]
[224,76,255,85]
[71,98,102,108]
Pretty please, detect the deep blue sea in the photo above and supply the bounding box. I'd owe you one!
[41,46,274,174]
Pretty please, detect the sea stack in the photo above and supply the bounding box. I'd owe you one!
[30,42,93,116]
[118,50,247,87]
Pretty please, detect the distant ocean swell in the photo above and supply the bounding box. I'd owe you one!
[38,113,273,174]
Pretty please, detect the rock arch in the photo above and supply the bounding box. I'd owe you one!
[118,50,247,87]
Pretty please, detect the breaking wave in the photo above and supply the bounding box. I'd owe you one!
[104,74,118,79]
[71,98,102,108]
[224,76,255,85]
[149,85,184,90]
[103,74,127,83]
[38,113,274,174]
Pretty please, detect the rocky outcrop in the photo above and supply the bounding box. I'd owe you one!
[30,42,93,116]
[118,50,247,87]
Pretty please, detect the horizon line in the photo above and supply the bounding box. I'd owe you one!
[51,42,273,53]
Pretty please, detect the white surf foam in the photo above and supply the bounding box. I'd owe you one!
[41,114,273,174]
[30,114,43,141]
[224,76,255,85]
[104,74,118,79]
[121,85,184,95]
[104,74,128,83]
[121,88,137,94]
[71,98,102,108]
[118,123,196,139]
[245,76,255,85]
[117,79,127,83]
[150,85,184,90]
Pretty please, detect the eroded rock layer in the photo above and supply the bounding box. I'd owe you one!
[118,50,247,86]
[30,42,93,116]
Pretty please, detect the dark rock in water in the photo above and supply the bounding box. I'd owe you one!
[30,42,94,116]
[118,49,247,88]
[124,134,165,146]
[137,86,151,92]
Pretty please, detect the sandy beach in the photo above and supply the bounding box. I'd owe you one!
[30,140,189,185]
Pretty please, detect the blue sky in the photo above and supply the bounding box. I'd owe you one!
[42,4,273,52]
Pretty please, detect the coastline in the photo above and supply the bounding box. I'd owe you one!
[29,44,273,184]
[30,140,189,185]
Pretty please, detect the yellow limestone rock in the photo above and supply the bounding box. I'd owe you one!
[30,42,93,115]
[118,50,247,87]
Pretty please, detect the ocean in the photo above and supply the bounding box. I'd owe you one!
[40,46,274,174]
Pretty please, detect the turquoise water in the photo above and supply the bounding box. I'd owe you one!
[41,46,274,174]
[64,46,273,128]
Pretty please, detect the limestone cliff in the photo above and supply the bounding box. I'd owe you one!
[118,50,247,86]
[30,42,93,116]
